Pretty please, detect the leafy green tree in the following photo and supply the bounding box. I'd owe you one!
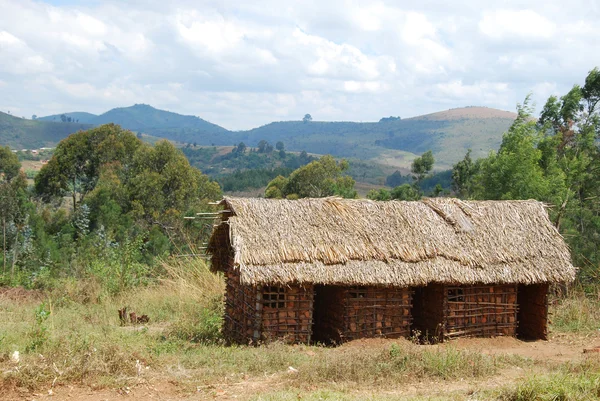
[390,184,420,201]
[385,170,405,187]
[367,188,391,201]
[0,146,21,182]
[34,124,142,211]
[302,114,312,123]
[266,155,356,199]
[473,97,556,201]
[257,140,268,153]
[451,149,477,198]
[265,175,287,199]
[128,140,221,223]
[276,141,285,151]
[411,151,434,184]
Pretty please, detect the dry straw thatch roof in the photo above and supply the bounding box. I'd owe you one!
[208,197,575,286]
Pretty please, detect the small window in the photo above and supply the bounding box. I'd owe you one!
[448,288,464,302]
[263,286,286,308]
[349,286,367,299]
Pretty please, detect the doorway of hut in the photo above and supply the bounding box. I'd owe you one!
[312,285,344,344]
[516,283,549,340]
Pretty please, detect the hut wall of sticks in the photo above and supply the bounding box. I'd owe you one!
[207,197,575,344]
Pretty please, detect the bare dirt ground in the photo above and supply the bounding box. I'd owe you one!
[5,332,600,401]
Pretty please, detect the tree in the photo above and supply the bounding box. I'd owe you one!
[474,96,557,201]
[0,149,27,278]
[35,124,143,211]
[60,114,67,123]
[127,141,221,222]
[31,115,37,120]
[276,141,285,151]
[385,170,405,187]
[411,151,434,183]
[367,188,391,201]
[302,114,313,123]
[390,184,420,201]
[410,151,434,196]
[266,155,356,199]
[451,149,476,198]
[265,175,287,199]
[257,140,268,153]
[0,146,21,182]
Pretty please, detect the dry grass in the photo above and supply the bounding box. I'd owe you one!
[0,258,598,400]
[550,289,600,333]
[495,357,600,401]
[0,257,509,394]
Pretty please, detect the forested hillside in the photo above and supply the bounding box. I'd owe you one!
[38,112,98,124]
[29,105,516,168]
[0,112,91,149]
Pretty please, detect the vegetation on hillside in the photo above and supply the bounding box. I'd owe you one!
[27,105,518,169]
[0,111,91,150]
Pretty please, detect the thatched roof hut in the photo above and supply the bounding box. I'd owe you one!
[208,197,575,287]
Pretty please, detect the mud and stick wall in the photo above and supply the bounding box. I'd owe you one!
[444,284,518,339]
[340,286,413,341]
[224,267,260,344]
[261,284,314,343]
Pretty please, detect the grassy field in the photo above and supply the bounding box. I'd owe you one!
[1,260,599,400]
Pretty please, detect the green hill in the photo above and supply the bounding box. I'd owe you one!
[33,105,517,169]
[38,112,98,124]
[90,104,228,143]
[211,107,517,168]
[0,112,91,149]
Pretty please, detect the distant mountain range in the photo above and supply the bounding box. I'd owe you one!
[2,104,517,168]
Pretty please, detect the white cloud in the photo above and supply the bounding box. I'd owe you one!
[0,0,596,129]
[479,10,556,40]
[343,80,387,93]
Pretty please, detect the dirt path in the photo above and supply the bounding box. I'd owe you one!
[5,333,600,401]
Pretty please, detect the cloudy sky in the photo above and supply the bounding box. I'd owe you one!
[0,0,598,130]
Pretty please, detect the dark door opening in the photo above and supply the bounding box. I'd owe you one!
[411,284,445,342]
[517,283,549,340]
[312,285,344,345]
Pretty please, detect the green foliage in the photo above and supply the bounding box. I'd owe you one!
[497,361,600,401]
[385,170,408,187]
[218,167,293,192]
[34,124,142,209]
[411,150,434,182]
[391,184,420,201]
[451,150,476,198]
[1,125,221,291]
[367,188,392,201]
[26,302,51,352]
[452,68,600,283]
[266,155,357,199]
[473,100,555,200]
[0,146,21,181]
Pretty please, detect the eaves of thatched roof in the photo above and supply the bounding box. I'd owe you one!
[207,197,576,286]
